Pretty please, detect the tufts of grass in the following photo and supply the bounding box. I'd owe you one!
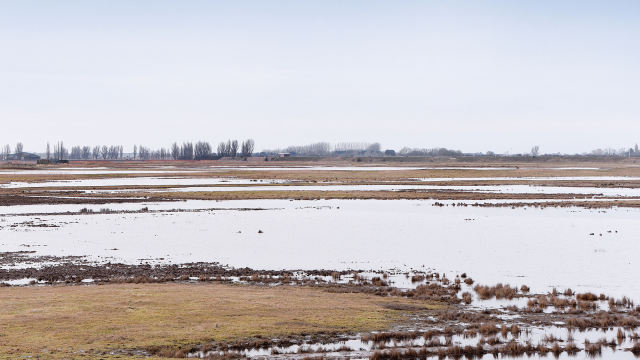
[576,292,598,301]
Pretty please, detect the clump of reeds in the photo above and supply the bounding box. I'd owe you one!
[464,278,474,285]
[538,295,549,308]
[577,300,596,311]
[511,325,520,337]
[565,317,587,329]
[538,343,549,354]
[423,329,439,339]
[463,329,477,339]
[598,337,617,348]
[584,339,602,356]
[473,283,517,300]
[331,272,341,281]
[461,292,472,304]
[563,288,573,296]
[369,349,411,360]
[501,340,524,355]
[410,275,425,283]
[501,324,508,338]
[565,342,579,354]
[520,285,530,293]
[542,333,557,343]
[300,356,325,360]
[479,322,500,336]
[352,272,361,282]
[576,292,598,301]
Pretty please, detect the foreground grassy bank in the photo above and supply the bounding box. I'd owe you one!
[0,282,439,359]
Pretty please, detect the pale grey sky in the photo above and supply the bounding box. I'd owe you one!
[1,1,639,154]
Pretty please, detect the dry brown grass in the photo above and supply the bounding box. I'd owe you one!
[473,283,518,300]
[0,283,438,358]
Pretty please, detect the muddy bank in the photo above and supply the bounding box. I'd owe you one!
[0,255,355,283]
[0,194,167,206]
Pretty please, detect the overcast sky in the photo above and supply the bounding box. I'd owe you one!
[1,1,639,154]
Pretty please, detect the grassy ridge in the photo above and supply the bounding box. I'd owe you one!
[0,283,440,358]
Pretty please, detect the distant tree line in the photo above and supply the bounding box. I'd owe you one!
[28,139,254,161]
[6,140,640,161]
[397,147,463,157]
[135,139,254,160]
[66,145,124,160]
[0,143,25,160]
[261,142,380,157]
[589,144,639,157]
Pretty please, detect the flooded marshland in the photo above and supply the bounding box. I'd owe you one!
[1,163,639,359]
[1,199,638,299]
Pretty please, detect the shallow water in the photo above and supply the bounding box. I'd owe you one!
[1,199,638,299]
[0,168,205,175]
[208,166,605,171]
[0,177,291,189]
[91,183,640,197]
[193,325,640,359]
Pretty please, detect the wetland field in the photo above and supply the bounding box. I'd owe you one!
[1,158,639,360]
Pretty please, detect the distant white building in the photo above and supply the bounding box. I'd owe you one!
[362,150,384,157]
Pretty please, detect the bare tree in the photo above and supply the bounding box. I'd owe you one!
[138,145,150,160]
[531,146,540,157]
[82,146,91,160]
[1,144,9,160]
[194,141,211,160]
[71,146,82,159]
[334,142,379,152]
[92,146,100,159]
[217,142,228,157]
[101,145,108,159]
[46,142,51,159]
[230,140,238,158]
[241,139,255,157]
[133,145,137,159]
[15,142,23,154]
[107,146,116,159]
[53,141,66,160]
[171,142,180,160]
[366,142,381,152]
[181,142,193,160]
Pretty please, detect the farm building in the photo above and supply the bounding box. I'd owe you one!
[6,152,41,161]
